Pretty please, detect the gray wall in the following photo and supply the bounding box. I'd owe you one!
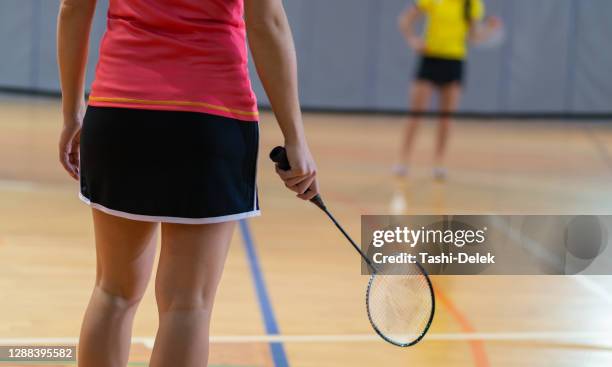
[1,0,611,114]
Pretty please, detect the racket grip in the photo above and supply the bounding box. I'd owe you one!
[269,146,326,210]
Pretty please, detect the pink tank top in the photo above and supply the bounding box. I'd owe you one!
[89,0,258,122]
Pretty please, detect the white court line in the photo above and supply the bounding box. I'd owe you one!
[0,332,611,346]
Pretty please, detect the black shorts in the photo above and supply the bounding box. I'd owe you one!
[79,106,260,224]
[416,56,465,86]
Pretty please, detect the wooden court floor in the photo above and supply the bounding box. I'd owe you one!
[1,94,612,366]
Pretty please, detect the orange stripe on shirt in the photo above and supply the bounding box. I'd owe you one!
[88,96,259,117]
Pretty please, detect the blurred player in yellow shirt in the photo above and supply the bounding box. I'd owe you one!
[395,0,501,180]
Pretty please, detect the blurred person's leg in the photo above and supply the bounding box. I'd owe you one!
[149,221,235,367]
[396,80,433,176]
[78,210,158,367]
[434,82,462,180]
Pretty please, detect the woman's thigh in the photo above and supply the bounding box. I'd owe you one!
[439,83,462,113]
[155,221,236,311]
[91,209,159,304]
[410,80,434,111]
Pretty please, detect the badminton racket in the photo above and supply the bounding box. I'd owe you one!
[270,146,435,347]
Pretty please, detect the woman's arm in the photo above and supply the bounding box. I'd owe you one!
[56,0,97,179]
[398,5,425,52]
[244,0,318,200]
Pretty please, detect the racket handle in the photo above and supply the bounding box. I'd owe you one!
[269,146,326,210]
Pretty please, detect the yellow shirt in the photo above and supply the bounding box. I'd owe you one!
[416,0,485,60]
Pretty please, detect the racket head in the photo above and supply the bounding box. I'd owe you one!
[365,261,435,347]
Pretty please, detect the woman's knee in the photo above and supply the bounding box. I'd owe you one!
[155,282,217,313]
[96,268,151,309]
[95,281,147,310]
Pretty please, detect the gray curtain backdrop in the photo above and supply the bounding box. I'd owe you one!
[1,0,611,114]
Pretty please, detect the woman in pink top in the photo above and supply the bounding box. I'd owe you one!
[57,0,319,366]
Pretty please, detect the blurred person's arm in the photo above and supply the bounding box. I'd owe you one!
[467,0,501,44]
[469,16,502,44]
[398,5,425,52]
[244,0,319,200]
[56,0,97,179]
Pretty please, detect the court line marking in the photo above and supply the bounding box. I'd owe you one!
[239,220,289,367]
[1,332,610,345]
[435,289,490,367]
[0,362,243,367]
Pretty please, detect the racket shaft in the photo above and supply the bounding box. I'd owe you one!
[322,208,378,273]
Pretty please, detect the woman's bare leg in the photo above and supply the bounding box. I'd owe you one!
[149,221,236,367]
[435,82,462,169]
[78,210,158,367]
[397,80,434,173]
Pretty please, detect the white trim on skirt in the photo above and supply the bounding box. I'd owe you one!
[79,193,260,224]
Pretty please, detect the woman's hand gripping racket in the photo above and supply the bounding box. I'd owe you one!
[270,146,435,347]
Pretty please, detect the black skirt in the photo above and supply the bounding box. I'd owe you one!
[416,56,465,86]
[79,106,260,224]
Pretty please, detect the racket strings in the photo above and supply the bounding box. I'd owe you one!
[367,265,433,345]
[371,276,431,329]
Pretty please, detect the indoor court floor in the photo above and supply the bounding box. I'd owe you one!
[1,94,612,366]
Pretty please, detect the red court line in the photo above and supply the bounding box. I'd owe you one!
[435,288,490,367]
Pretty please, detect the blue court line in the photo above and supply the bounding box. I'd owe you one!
[239,220,289,367]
